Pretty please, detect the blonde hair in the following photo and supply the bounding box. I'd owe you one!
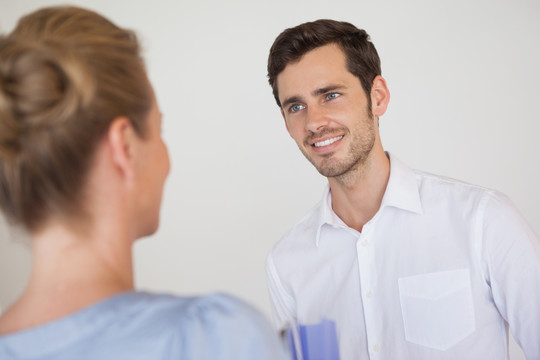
[0,6,152,232]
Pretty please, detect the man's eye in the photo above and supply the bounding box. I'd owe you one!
[325,92,340,100]
[290,104,305,113]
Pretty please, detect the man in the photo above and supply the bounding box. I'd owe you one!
[266,19,540,359]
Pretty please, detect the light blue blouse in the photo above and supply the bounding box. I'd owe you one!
[0,291,289,359]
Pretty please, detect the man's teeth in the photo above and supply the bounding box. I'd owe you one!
[314,136,343,147]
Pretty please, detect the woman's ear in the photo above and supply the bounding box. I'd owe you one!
[370,75,391,117]
[106,117,138,184]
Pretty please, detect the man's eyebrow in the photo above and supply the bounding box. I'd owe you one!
[312,85,345,97]
[281,95,303,109]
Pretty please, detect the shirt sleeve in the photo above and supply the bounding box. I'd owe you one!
[266,252,296,331]
[482,191,540,359]
[179,293,289,360]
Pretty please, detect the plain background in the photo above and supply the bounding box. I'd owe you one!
[0,0,538,358]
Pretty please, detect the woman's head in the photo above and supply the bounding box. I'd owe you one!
[0,6,154,232]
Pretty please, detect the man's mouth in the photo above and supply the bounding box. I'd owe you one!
[313,136,344,148]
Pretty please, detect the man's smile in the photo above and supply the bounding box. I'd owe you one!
[313,135,343,148]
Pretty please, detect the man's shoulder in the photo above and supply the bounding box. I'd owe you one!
[411,169,525,225]
[413,169,500,202]
[387,153,506,213]
[270,200,324,255]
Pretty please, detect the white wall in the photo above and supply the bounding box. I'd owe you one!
[1,0,538,358]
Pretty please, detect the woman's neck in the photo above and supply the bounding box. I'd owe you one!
[0,220,134,335]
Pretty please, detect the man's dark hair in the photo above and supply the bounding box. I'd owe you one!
[267,19,381,108]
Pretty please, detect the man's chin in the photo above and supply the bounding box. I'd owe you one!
[314,163,350,178]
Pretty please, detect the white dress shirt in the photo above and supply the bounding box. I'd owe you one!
[267,153,540,360]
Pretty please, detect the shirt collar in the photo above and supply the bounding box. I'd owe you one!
[314,152,423,246]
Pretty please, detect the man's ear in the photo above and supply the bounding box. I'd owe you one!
[106,117,137,183]
[370,75,390,117]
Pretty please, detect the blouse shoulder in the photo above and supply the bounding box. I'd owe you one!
[165,293,288,360]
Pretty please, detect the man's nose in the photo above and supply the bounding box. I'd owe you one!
[305,105,329,133]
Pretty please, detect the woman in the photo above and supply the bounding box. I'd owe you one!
[0,6,287,359]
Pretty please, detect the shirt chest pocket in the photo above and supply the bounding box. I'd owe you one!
[398,269,476,351]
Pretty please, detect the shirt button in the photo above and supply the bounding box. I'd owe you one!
[373,344,381,352]
[366,290,374,299]
[360,239,368,247]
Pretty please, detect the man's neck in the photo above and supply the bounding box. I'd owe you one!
[328,150,390,232]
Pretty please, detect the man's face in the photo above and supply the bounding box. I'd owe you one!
[276,44,378,178]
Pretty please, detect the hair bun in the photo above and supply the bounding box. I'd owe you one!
[0,36,95,159]
[0,38,21,159]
